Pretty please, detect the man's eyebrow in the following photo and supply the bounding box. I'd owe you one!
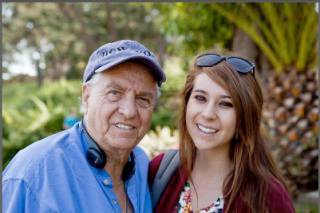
[138,91,155,99]
[104,82,155,98]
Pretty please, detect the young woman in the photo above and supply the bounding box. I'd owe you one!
[149,53,295,213]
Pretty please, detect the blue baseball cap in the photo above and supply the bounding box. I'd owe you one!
[83,40,166,86]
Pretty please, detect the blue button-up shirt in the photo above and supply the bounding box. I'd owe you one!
[2,122,152,213]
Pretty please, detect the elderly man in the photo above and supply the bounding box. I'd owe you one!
[2,40,166,213]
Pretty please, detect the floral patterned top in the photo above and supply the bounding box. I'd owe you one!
[175,182,224,213]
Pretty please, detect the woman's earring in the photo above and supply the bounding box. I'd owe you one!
[235,132,239,140]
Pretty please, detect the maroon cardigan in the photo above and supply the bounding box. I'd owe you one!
[149,153,295,213]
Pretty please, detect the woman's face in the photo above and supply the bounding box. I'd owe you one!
[186,73,237,153]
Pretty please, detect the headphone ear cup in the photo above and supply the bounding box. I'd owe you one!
[122,153,135,181]
[86,147,106,169]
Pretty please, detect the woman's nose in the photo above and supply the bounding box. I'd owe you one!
[201,103,217,120]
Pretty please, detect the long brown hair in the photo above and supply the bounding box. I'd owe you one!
[179,60,288,212]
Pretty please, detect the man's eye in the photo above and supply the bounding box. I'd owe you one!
[137,97,152,108]
[106,90,121,101]
[194,95,206,102]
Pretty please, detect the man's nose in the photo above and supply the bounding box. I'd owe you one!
[118,94,137,119]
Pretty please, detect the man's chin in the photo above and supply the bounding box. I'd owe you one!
[107,139,138,150]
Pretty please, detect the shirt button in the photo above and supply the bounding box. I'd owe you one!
[112,199,117,205]
[103,179,111,186]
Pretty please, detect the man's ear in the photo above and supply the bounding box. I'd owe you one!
[82,84,91,114]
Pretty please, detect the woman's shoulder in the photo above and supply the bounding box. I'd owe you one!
[150,153,166,167]
[149,149,180,184]
[266,178,295,213]
[149,150,179,174]
[149,152,165,182]
[266,178,291,199]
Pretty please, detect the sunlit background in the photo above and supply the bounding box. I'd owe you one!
[2,3,318,212]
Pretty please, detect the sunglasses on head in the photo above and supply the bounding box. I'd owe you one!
[195,53,255,75]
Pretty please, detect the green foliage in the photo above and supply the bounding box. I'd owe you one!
[155,3,233,61]
[3,3,167,80]
[151,57,186,130]
[294,201,318,213]
[211,3,317,73]
[150,3,317,73]
[3,80,82,168]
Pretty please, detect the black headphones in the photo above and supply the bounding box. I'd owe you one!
[82,121,135,181]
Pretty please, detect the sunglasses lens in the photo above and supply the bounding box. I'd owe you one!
[196,54,222,67]
[227,57,254,74]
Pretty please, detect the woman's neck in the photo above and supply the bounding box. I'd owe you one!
[192,148,233,185]
[189,148,233,211]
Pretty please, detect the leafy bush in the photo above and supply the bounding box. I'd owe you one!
[3,79,82,168]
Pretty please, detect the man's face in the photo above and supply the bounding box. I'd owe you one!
[82,61,158,152]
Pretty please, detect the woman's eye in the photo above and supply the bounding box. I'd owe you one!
[219,101,233,108]
[194,95,206,102]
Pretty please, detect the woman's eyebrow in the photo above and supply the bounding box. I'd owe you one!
[193,89,231,99]
[220,95,232,99]
[192,89,207,95]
